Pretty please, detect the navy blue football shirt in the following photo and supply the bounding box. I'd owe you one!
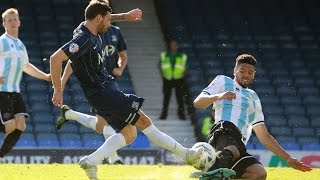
[101,25,127,74]
[61,22,114,91]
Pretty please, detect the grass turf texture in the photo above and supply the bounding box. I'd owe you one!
[0,164,318,180]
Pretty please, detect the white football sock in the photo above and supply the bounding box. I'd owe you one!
[103,126,121,163]
[142,124,187,157]
[65,110,97,130]
[87,133,126,165]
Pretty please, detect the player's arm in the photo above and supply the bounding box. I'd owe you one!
[22,63,51,81]
[50,49,69,106]
[194,91,236,109]
[253,124,312,172]
[112,50,127,77]
[111,8,142,23]
[61,60,73,91]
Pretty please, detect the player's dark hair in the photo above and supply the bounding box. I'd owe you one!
[235,54,257,67]
[85,0,112,20]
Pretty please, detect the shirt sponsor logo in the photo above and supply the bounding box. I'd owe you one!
[69,43,79,53]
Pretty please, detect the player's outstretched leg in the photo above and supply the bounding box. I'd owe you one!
[137,111,204,165]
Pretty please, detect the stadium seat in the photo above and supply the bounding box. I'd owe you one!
[82,133,104,148]
[276,136,296,144]
[283,105,305,116]
[292,128,314,137]
[15,133,37,147]
[270,127,292,136]
[32,112,53,123]
[30,103,52,113]
[37,133,60,147]
[58,123,79,134]
[310,116,320,127]
[127,134,150,149]
[34,123,56,133]
[287,115,310,128]
[264,115,287,127]
[79,126,95,134]
[279,142,301,150]
[255,143,267,150]
[301,143,320,151]
[297,137,319,144]
[60,134,83,148]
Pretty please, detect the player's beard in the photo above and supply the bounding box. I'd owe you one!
[238,77,253,88]
[97,23,107,34]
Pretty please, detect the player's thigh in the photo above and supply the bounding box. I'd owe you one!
[241,163,267,180]
[96,114,107,134]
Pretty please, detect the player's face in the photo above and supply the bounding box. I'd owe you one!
[2,13,20,32]
[98,12,111,34]
[234,63,255,88]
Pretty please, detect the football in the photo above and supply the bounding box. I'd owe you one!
[191,142,217,172]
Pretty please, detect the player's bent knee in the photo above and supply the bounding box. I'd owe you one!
[15,115,26,131]
[135,112,152,130]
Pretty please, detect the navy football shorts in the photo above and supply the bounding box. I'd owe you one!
[86,87,144,132]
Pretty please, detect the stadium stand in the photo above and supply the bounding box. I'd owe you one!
[0,0,318,150]
[156,0,320,149]
[0,0,149,149]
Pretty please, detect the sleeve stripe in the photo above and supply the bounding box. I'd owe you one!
[202,91,211,95]
[252,121,264,127]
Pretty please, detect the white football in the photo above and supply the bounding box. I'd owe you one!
[192,142,216,172]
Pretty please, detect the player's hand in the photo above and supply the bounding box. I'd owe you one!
[286,157,312,172]
[217,91,236,101]
[0,76,4,84]
[52,90,63,107]
[126,8,142,21]
[112,68,123,77]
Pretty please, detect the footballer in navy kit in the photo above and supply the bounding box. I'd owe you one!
[50,1,203,179]
[57,24,129,164]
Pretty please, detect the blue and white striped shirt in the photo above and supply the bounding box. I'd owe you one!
[0,33,29,92]
[202,75,265,144]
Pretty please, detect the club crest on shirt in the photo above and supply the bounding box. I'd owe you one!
[131,101,139,111]
[69,43,79,53]
[111,35,117,42]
